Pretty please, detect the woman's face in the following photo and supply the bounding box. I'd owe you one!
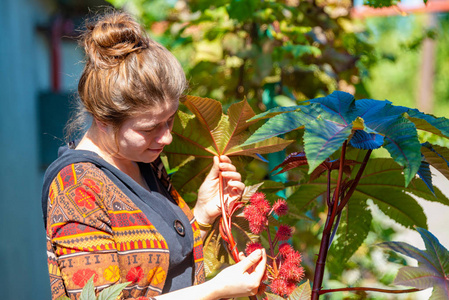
[110,100,179,164]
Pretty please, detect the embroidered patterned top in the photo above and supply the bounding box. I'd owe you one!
[42,149,205,299]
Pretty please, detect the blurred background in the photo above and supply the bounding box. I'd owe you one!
[1,0,449,298]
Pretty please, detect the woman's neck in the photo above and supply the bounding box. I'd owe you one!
[76,127,147,189]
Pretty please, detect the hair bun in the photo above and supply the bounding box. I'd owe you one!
[83,12,148,68]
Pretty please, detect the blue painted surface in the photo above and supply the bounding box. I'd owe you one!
[0,0,82,298]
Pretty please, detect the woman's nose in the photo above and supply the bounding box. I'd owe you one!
[157,124,173,145]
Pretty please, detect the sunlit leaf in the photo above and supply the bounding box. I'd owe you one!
[328,195,372,268]
[171,158,213,193]
[242,112,307,146]
[265,280,312,300]
[310,90,356,123]
[421,142,449,181]
[166,96,291,193]
[406,110,449,138]
[79,276,96,300]
[379,228,449,298]
[354,159,427,229]
[227,137,293,158]
[365,115,421,186]
[266,293,286,300]
[183,95,223,137]
[242,103,322,146]
[417,160,435,195]
[304,118,353,173]
[97,282,130,300]
[287,155,449,266]
[288,280,312,300]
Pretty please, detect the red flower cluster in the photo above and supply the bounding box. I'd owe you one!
[245,241,263,255]
[243,192,304,298]
[272,199,288,216]
[243,192,271,234]
[270,243,304,297]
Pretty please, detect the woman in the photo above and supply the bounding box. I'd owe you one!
[41,10,266,300]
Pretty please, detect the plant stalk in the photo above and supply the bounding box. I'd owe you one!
[337,149,372,211]
[219,172,240,263]
[218,172,258,300]
[311,141,347,300]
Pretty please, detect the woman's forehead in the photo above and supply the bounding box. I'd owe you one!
[130,101,179,124]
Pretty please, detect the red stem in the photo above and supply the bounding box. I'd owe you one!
[218,172,258,300]
[311,141,347,300]
[219,172,240,263]
[337,149,372,211]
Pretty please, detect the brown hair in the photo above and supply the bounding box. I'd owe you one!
[67,10,186,140]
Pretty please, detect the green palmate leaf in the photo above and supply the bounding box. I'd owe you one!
[371,116,421,186]
[354,159,427,229]
[166,95,291,193]
[417,160,435,195]
[242,103,322,146]
[288,280,312,300]
[359,188,427,229]
[394,266,442,290]
[379,228,449,298]
[310,90,357,122]
[166,110,216,166]
[247,105,302,122]
[286,183,328,214]
[287,155,449,267]
[227,137,293,157]
[328,195,372,269]
[227,99,257,140]
[245,91,448,189]
[242,112,306,146]
[421,143,449,181]
[171,158,213,193]
[203,223,227,276]
[241,182,265,203]
[183,96,222,134]
[97,282,130,300]
[79,276,96,300]
[417,227,449,274]
[406,109,449,138]
[212,115,233,153]
[304,118,353,173]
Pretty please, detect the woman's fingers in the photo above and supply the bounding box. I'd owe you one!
[237,249,265,273]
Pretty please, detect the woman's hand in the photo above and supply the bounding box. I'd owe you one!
[154,249,267,300]
[194,155,245,226]
[209,248,267,299]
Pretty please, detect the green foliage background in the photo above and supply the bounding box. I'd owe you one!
[363,13,449,118]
